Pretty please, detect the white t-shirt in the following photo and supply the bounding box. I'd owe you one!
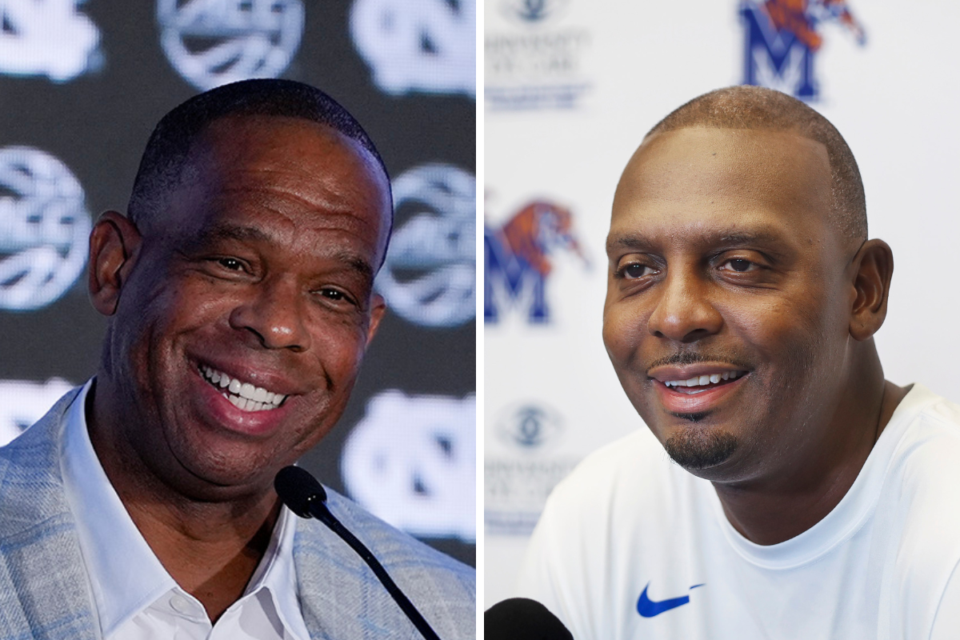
[516,384,960,640]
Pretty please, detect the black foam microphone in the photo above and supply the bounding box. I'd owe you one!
[484,598,574,640]
[274,465,442,640]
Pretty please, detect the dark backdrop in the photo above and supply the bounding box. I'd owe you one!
[0,0,476,566]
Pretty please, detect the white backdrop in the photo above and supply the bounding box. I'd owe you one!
[483,0,960,607]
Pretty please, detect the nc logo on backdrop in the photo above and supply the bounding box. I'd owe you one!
[342,391,476,541]
[0,147,91,312]
[157,0,304,91]
[350,0,475,97]
[485,199,588,324]
[0,0,101,81]
[376,164,475,328]
[740,0,866,100]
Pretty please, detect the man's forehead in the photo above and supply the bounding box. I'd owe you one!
[195,115,383,180]
[620,127,831,192]
[609,127,836,252]
[179,117,390,232]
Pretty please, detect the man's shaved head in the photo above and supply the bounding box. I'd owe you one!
[646,86,866,246]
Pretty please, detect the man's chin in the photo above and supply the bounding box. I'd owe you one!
[664,428,739,472]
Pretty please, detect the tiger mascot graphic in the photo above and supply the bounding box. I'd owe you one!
[761,0,866,50]
[485,199,588,323]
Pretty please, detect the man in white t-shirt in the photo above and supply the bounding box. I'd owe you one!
[516,86,960,639]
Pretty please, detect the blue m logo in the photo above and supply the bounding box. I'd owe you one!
[484,200,587,325]
[484,227,548,323]
[740,0,866,101]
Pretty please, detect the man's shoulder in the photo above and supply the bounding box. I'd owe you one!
[293,488,475,639]
[881,384,960,522]
[543,427,694,521]
[522,426,709,579]
[0,387,97,640]
[887,385,960,484]
[0,387,80,538]
[908,385,960,436]
[316,487,475,582]
[0,386,78,459]
[293,487,474,593]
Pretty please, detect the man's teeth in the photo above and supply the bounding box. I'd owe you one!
[199,365,286,412]
[664,371,744,388]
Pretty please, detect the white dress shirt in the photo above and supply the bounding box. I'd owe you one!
[60,380,312,640]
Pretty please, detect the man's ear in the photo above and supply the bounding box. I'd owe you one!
[365,293,387,348]
[88,211,142,316]
[849,239,894,341]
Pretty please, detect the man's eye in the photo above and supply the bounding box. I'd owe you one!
[724,258,755,272]
[218,257,244,271]
[317,288,354,305]
[618,263,650,279]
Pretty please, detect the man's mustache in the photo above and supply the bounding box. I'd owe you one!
[646,351,753,372]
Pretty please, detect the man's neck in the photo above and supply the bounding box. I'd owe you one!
[86,382,280,623]
[122,495,280,622]
[713,378,908,546]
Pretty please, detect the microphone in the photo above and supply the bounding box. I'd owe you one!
[274,466,441,640]
[485,598,574,640]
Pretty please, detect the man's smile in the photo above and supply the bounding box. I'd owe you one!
[185,357,308,438]
[660,369,746,393]
[198,364,288,412]
[648,364,751,414]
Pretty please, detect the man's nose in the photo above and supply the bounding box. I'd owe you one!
[646,268,723,343]
[229,277,311,351]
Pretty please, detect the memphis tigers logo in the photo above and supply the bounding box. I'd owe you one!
[740,0,866,100]
[484,200,587,324]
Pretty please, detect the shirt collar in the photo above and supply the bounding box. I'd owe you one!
[60,380,310,640]
[246,486,310,640]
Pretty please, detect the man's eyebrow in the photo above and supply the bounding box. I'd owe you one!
[606,232,653,254]
[336,251,374,280]
[606,229,789,255]
[193,223,375,279]
[195,223,271,246]
[716,230,784,246]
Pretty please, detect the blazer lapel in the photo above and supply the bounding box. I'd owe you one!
[0,388,100,640]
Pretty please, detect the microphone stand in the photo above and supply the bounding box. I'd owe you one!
[275,466,442,640]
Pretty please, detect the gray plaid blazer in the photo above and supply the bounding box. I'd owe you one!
[0,388,476,640]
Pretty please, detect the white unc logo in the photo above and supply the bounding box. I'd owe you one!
[0,148,91,312]
[157,0,305,91]
[343,391,476,541]
[0,0,100,82]
[376,164,476,328]
[350,0,476,97]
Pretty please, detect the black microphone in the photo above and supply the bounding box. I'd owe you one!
[485,598,574,640]
[274,465,442,640]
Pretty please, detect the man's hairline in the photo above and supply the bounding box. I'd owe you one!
[626,123,863,254]
[145,113,391,205]
[639,123,830,157]
[131,112,394,267]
